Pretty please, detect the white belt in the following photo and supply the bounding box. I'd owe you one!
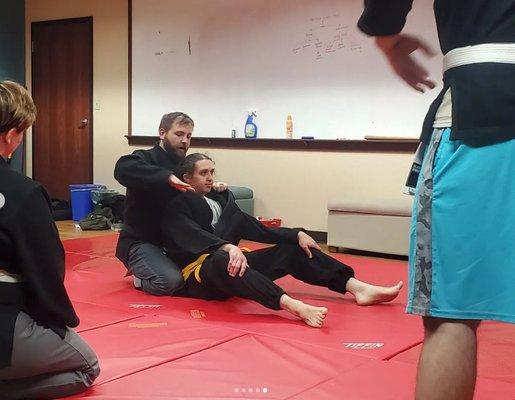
[443,43,515,73]
[0,269,23,283]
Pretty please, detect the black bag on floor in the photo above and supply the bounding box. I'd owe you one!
[51,198,71,221]
[98,194,125,223]
[78,205,114,230]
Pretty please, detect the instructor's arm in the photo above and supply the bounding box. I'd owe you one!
[358,0,436,92]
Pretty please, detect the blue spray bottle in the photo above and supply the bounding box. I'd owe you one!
[244,110,258,139]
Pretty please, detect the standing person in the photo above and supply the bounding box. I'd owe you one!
[114,112,196,295]
[162,153,403,328]
[0,80,99,399]
[358,2,515,399]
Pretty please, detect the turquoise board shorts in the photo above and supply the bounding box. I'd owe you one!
[407,128,515,323]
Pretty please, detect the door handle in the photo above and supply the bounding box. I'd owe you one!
[78,118,89,129]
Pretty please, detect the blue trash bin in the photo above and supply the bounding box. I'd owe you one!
[70,184,105,221]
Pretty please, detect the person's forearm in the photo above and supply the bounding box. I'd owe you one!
[357,0,413,36]
[375,35,401,53]
[114,154,172,190]
[219,243,233,252]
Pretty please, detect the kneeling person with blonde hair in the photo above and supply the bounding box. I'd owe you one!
[0,81,99,399]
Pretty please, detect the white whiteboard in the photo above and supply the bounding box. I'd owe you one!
[132,0,442,140]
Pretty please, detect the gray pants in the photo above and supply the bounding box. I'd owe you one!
[0,311,100,399]
[127,242,184,296]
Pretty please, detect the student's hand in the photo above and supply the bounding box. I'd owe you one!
[169,174,195,192]
[221,244,249,277]
[297,231,322,259]
[212,182,228,192]
[375,34,437,93]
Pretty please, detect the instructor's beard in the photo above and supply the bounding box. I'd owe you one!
[162,138,187,162]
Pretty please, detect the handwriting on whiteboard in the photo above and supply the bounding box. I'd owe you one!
[292,13,363,60]
[153,30,177,57]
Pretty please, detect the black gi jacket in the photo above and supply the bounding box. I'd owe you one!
[358,0,515,144]
[114,144,183,264]
[162,190,301,268]
[0,157,78,368]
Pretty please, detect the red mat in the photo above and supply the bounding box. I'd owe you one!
[64,258,421,359]
[63,235,118,258]
[59,235,515,399]
[139,294,422,360]
[289,359,515,400]
[63,236,421,359]
[73,301,142,333]
[77,315,247,384]
[71,334,370,399]
[66,252,97,269]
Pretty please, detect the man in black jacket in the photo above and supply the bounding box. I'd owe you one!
[114,112,196,295]
[162,153,403,328]
[358,1,515,399]
[0,81,99,399]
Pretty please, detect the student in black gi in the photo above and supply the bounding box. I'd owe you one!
[0,80,99,399]
[162,153,403,328]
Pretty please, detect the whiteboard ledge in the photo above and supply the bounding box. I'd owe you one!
[125,135,419,153]
[364,135,419,142]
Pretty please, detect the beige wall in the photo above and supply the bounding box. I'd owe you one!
[25,0,415,232]
[186,147,414,231]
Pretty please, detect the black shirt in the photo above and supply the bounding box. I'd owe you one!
[114,144,183,263]
[0,157,78,368]
[162,190,301,268]
[358,0,515,143]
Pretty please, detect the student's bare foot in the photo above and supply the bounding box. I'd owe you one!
[346,278,403,306]
[280,295,328,328]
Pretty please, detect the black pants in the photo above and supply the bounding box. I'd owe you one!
[180,244,355,310]
[126,243,184,295]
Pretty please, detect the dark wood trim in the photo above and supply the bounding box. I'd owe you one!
[125,135,419,152]
[30,16,93,27]
[29,19,36,171]
[128,0,132,135]
[306,230,327,243]
[88,18,94,184]
[125,134,158,146]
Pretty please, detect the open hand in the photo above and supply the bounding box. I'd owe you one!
[212,182,228,192]
[376,34,437,93]
[169,174,195,192]
[297,231,322,258]
[221,244,249,277]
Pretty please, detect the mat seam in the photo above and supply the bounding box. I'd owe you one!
[96,332,249,386]
[77,315,145,334]
[384,340,424,361]
[178,321,400,359]
[65,250,118,260]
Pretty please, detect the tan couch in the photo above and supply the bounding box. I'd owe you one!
[327,197,413,256]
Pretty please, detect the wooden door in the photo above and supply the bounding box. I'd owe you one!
[31,17,93,200]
